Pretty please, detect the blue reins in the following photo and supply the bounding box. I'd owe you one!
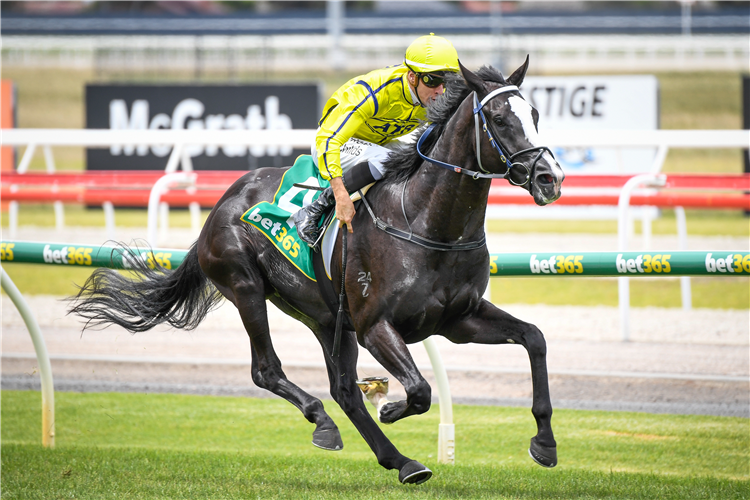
[416,85,534,186]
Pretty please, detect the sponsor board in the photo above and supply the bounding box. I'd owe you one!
[86,84,320,171]
[1,241,179,270]
[3,243,747,277]
[39,244,173,270]
[520,75,659,174]
[488,251,749,276]
[704,252,750,274]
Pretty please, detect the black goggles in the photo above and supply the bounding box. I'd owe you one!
[418,73,445,88]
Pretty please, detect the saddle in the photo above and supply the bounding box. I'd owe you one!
[239,156,373,335]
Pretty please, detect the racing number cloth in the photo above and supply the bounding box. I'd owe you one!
[316,64,426,180]
[240,155,328,281]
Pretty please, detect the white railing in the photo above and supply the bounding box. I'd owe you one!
[4,127,746,148]
[4,127,747,242]
[6,129,313,177]
[0,265,55,448]
[4,127,746,152]
[3,34,748,72]
[3,127,748,340]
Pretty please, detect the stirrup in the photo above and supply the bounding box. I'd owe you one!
[310,225,327,250]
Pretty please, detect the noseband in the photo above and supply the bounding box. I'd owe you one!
[416,84,554,188]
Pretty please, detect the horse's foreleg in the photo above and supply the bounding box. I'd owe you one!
[227,283,342,451]
[442,300,557,468]
[323,328,431,484]
[361,321,432,425]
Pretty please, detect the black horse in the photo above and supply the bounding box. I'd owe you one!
[70,59,565,485]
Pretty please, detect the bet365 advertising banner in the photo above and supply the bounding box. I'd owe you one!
[85,84,320,171]
[3,241,747,277]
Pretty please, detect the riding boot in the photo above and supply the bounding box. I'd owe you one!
[293,161,379,247]
[342,160,380,193]
[293,186,335,247]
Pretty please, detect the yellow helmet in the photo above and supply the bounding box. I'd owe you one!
[404,33,459,74]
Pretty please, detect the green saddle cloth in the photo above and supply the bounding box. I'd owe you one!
[240,155,329,281]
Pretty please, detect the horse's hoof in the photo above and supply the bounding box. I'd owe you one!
[398,460,432,485]
[312,428,343,451]
[378,401,406,424]
[529,437,557,468]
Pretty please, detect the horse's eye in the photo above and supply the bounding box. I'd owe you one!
[493,116,504,126]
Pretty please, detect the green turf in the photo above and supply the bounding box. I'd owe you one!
[485,209,749,237]
[2,391,748,499]
[490,276,749,310]
[3,263,748,309]
[658,72,742,130]
[0,204,211,229]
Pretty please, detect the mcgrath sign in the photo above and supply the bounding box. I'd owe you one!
[520,75,659,174]
[85,84,320,171]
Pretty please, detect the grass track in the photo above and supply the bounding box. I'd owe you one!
[490,276,749,309]
[2,391,748,499]
[3,263,747,309]
[4,444,748,500]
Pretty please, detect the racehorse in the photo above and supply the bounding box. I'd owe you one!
[70,58,565,485]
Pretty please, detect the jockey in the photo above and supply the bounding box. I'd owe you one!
[293,33,460,247]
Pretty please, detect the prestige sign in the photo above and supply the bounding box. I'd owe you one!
[520,75,659,174]
[86,84,320,171]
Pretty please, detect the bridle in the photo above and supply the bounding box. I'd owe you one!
[358,83,557,253]
[416,84,555,189]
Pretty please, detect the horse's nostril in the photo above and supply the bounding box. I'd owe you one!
[538,174,554,185]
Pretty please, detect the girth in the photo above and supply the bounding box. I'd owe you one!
[358,187,487,252]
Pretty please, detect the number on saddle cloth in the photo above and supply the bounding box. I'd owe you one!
[239,155,329,281]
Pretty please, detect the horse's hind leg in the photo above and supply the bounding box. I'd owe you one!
[323,327,432,484]
[223,282,343,451]
[247,342,342,451]
[442,300,557,468]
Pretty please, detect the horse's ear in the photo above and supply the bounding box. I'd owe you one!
[507,55,530,88]
[459,60,484,92]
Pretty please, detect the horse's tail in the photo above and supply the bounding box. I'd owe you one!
[68,243,223,333]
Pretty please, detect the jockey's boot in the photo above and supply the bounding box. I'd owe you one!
[293,161,380,247]
[341,159,380,194]
[293,186,335,247]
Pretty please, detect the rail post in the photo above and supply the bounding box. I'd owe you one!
[146,172,196,246]
[422,337,455,465]
[1,265,55,448]
[617,172,666,341]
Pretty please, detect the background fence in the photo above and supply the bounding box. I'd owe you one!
[3,34,748,74]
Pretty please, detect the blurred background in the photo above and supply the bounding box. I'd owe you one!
[2,0,748,77]
[1,1,748,304]
[1,0,748,169]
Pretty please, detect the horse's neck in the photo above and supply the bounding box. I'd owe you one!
[406,109,490,241]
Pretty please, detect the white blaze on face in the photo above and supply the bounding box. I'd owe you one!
[507,95,563,181]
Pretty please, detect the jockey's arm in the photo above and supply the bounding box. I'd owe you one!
[316,81,378,179]
[316,85,378,232]
[329,176,355,233]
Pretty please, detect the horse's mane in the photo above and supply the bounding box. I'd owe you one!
[381,66,506,185]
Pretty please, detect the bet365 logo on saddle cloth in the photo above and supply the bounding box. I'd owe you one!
[240,155,329,281]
